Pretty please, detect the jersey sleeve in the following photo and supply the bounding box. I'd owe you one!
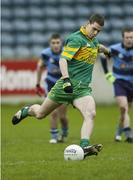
[41,49,50,66]
[109,45,119,57]
[61,36,81,61]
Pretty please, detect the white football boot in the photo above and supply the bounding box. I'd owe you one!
[49,139,57,144]
[115,135,122,142]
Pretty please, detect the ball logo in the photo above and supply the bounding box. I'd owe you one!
[65,149,76,153]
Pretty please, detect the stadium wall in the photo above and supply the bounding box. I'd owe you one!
[1,59,115,104]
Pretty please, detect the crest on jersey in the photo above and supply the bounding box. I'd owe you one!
[86,43,91,47]
[118,53,123,59]
[49,58,54,63]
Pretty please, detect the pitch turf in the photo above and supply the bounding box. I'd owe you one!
[1,104,133,180]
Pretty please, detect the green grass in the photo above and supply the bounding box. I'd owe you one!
[1,104,133,180]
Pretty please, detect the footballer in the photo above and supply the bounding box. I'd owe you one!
[12,14,111,157]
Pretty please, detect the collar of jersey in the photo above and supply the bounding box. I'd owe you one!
[80,26,93,41]
[121,43,133,50]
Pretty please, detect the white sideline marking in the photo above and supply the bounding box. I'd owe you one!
[3,160,47,166]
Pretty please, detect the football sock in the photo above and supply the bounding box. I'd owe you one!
[123,127,132,138]
[116,126,123,136]
[50,128,58,140]
[80,139,90,148]
[61,127,68,137]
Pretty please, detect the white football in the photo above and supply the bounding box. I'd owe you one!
[64,144,84,161]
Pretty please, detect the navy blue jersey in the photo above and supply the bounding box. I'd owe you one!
[41,47,62,83]
[109,43,133,83]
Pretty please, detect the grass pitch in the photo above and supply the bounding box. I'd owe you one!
[1,104,133,180]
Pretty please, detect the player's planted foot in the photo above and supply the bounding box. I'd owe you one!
[49,139,57,144]
[83,144,103,158]
[115,135,122,142]
[58,134,67,143]
[12,106,30,125]
[125,137,133,143]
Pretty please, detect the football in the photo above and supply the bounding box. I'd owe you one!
[64,144,84,161]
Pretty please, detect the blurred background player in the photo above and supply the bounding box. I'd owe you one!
[35,33,69,143]
[101,27,133,143]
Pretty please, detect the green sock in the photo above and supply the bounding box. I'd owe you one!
[80,139,90,148]
[21,106,30,118]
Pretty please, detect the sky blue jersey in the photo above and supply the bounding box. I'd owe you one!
[109,43,133,82]
[41,47,62,83]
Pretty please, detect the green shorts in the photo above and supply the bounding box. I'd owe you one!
[48,79,92,104]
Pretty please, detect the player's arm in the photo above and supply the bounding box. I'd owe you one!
[100,55,116,83]
[59,37,81,93]
[100,54,109,74]
[36,59,45,85]
[59,57,73,93]
[59,58,69,79]
[98,44,110,73]
[99,45,116,83]
[35,59,45,96]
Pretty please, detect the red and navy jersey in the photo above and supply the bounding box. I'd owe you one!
[41,47,62,83]
[110,43,133,83]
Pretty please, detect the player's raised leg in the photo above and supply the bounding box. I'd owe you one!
[115,96,133,143]
[12,97,61,125]
[73,95,103,157]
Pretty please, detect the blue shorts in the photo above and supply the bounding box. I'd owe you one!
[113,79,133,102]
[45,79,56,93]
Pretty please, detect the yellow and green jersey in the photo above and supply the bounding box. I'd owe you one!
[61,26,99,85]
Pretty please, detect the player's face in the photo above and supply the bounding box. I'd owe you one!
[123,32,133,48]
[86,22,102,39]
[50,38,62,53]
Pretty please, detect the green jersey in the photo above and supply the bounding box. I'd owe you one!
[61,26,99,84]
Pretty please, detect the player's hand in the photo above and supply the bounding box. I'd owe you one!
[35,84,44,96]
[105,72,116,83]
[63,78,73,93]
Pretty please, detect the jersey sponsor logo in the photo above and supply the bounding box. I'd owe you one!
[120,63,133,69]
[120,63,126,69]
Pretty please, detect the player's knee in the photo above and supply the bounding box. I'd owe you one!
[120,106,128,114]
[88,110,96,120]
[91,110,96,119]
[59,113,66,120]
[51,111,58,119]
[84,110,96,120]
